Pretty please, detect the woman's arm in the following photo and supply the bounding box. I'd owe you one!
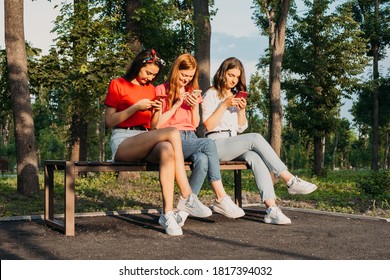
[105,99,152,128]
[203,96,238,131]
[155,101,182,128]
[236,98,248,128]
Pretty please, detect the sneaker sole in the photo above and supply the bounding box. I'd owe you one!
[263,218,292,225]
[177,206,212,218]
[288,185,318,195]
[211,206,245,219]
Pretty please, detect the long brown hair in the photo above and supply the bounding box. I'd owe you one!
[212,57,246,99]
[166,53,199,108]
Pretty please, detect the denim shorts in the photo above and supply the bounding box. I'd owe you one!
[109,128,146,160]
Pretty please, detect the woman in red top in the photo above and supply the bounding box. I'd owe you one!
[104,50,211,236]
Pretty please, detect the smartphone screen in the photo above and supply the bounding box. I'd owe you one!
[191,90,202,98]
[235,91,248,99]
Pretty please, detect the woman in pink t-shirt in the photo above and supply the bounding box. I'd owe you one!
[104,50,211,236]
[155,54,245,226]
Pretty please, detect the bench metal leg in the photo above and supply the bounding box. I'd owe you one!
[65,161,76,236]
[44,164,54,221]
[234,169,242,207]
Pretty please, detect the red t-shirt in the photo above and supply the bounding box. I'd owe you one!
[104,77,156,128]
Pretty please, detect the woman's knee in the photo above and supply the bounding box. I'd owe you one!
[155,142,175,161]
[192,153,209,170]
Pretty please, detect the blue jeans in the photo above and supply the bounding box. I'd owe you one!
[213,133,287,201]
[180,131,222,194]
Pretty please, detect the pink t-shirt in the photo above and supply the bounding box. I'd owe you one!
[155,83,202,131]
[105,77,156,128]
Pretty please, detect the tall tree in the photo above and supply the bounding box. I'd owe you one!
[283,0,368,175]
[69,0,89,161]
[193,0,212,92]
[4,0,39,195]
[253,0,291,156]
[351,0,390,170]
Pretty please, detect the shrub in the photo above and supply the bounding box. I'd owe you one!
[357,170,390,198]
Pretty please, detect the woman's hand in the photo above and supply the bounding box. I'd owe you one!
[135,98,154,111]
[150,99,163,113]
[185,92,200,108]
[235,97,247,110]
[172,92,186,110]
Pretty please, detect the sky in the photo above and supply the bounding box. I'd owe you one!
[1,0,389,121]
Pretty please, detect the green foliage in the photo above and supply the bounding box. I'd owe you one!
[357,169,390,199]
[246,72,269,135]
[351,77,390,128]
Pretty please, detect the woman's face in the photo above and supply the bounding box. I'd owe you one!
[136,64,160,85]
[224,68,241,90]
[178,68,196,88]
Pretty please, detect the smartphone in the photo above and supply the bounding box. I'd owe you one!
[235,91,248,99]
[191,89,202,98]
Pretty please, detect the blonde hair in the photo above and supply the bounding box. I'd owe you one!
[166,53,199,108]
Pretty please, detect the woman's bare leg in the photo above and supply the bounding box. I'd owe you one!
[145,142,175,213]
[115,127,193,207]
[115,128,179,213]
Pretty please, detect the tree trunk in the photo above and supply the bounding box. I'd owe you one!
[332,131,338,171]
[125,0,143,54]
[313,135,325,176]
[265,0,290,156]
[371,0,379,171]
[384,129,389,169]
[193,0,211,93]
[193,0,211,136]
[69,0,89,162]
[4,0,40,195]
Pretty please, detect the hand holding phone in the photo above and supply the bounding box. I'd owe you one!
[235,91,248,99]
[191,89,202,98]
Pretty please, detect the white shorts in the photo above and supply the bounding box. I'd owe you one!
[109,128,147,160]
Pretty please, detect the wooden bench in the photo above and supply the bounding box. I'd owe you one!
[44,160,249,236]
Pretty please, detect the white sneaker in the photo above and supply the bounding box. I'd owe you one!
[174,210,189,227]
[158,211,183,236]
[287,176,318,195]
[177,193,212,218]
[263,205,291,225]
[211,195,245,219]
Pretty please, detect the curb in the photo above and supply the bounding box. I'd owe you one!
[1,204,389,223]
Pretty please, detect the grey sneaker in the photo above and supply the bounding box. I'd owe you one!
[263,205,291,225]
[158,211,183,236]
[211,195,245,219]
[177,193,212,218]
[287,176,318,195]
[174,210,189,227]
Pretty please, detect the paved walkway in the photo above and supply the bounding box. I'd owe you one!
[0,207,389,260]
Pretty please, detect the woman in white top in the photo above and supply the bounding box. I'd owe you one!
[202,57,317,225]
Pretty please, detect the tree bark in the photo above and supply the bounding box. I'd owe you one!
[4,0,40,195]
[314,135,325,176]
[371,0,379,171]
[125,0,143,55]
[69,0,89,161]
[193,0,211,136]
[193,0,211,93]
[265,0,290,156]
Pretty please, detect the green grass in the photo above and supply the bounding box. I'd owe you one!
[1,169,389,218]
